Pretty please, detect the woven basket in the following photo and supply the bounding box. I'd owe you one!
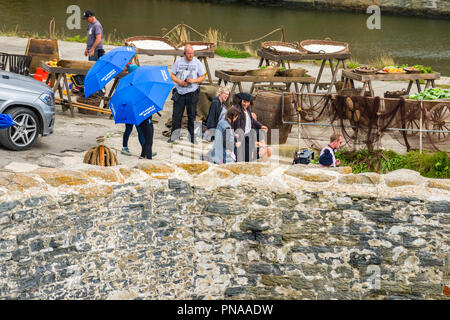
[124,36,177,49]
[354,66,378,75]
[404,67,421,74]
[279,68,306,77]
[225,69,247,76]
[384,89,408,98]
[300,39,349,54]
[176,41,216,52]
[261,41,305,55]
[246,67,277,77]
[76,96,102,114]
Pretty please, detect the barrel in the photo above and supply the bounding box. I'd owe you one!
[252,90,297,145]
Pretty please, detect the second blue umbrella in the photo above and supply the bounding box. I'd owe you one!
[109,65,174,126]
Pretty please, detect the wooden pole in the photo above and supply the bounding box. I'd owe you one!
[281,25,287,42]
[280,25,291,69]
[178,22,184,45]
[419,99,423,154]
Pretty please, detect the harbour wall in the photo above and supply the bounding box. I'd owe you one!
[196,0,450,18]
[0,162,449,299]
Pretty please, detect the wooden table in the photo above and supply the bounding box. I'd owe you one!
[215,70,316,96]
[135,48,215,84]
[257,49,351,94]
[41,61,127,117]
[341,70,441,97]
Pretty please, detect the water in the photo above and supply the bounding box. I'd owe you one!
[1,0,449,75]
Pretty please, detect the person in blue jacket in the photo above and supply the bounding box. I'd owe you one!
[210,107,241,164]
[319,133,342,167]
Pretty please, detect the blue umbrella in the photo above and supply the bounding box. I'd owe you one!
[109,65,174,126]
[0,113,15,129]
[84,46,137,98]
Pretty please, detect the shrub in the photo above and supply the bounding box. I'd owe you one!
[215,46,251,59]
[335,149,449,178]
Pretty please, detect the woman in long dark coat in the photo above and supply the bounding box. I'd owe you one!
[232,92,268,162]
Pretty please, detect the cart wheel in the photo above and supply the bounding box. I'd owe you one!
[403,104,422,136]
[404,118,420,136]
[427,102,450,142]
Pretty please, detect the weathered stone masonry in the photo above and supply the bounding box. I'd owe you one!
[0,162,449,299]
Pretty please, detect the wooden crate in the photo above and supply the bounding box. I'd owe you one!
[25,38,59,74]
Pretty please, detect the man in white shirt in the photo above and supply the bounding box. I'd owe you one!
[169,45,206,144]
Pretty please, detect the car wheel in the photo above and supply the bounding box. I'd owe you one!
[0,107,40,151]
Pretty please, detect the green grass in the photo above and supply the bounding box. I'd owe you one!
[0,25,123,46]
[65,35,87,43]
[214,46,252,59]
[346,59,360,69]
[335,149,450,178]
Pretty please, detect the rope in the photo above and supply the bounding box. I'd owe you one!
[164,23,283,46]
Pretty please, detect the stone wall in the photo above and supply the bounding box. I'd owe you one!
[0,162,449,299]
[200,0,450,18]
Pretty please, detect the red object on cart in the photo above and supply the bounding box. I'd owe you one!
[33,67,49,84]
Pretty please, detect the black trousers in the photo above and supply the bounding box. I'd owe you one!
[236,129,266,162]
[171,89,199,142]
[138,116,154,159]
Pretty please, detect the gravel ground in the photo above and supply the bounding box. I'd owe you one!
[0,36,448,172]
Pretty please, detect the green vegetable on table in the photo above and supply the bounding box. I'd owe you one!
[409,88,450,100]
[400,64,433,73]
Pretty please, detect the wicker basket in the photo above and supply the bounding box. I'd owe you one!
[246,67,278,77]
[176,41,216,52]
[261,41,305,55]
[225,69,247,76]
[354,66,378,75]
[299,39,349,54]
[279,68,306,77]
[124,36,177,50]
[76,96,102,114]
[404,67,421,74]
[384,89,408,98]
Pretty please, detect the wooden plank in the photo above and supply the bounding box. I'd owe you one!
[55,98,113,115]
[215,70,315,83]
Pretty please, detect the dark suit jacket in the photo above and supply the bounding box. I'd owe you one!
[232,104,263,134]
